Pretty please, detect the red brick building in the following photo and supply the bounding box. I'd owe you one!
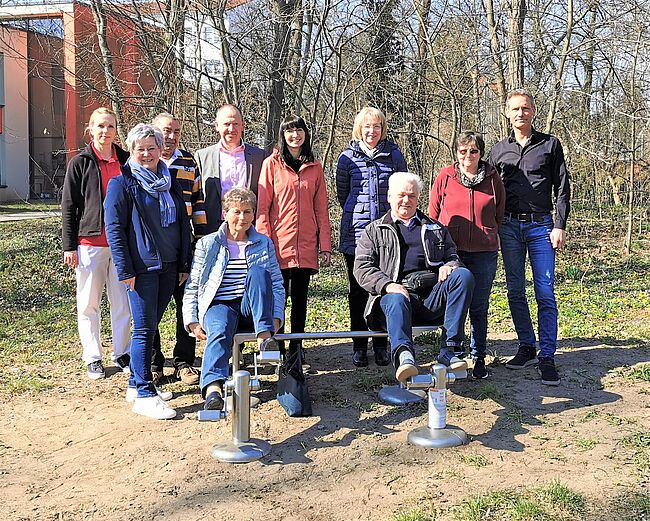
[0,2,156,201]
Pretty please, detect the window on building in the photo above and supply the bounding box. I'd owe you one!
[204,59,222,77]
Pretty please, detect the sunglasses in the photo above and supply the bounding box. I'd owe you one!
[457,148,480,155]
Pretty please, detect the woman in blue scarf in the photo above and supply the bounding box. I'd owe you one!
[104,123,191,420]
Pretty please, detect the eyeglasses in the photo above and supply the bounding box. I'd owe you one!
[457,148,480,156]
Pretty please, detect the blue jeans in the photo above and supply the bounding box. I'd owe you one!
[200,266,275,396]
[127,262,178,398]
[459,250,498,359]
[379,267,474,367]
[499,215,557,358]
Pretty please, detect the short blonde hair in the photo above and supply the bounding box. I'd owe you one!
[86,107,116,134]
[223,187,257,213]
[352,107,388,142]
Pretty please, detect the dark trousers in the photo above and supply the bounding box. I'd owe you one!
[280,267,311,350]
[152,279,196,371]
[344,253,387,352]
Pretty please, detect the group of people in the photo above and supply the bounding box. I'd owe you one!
[61,88,570,420]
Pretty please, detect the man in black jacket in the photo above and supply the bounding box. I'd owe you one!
[489,88,570,386]
[353,172,474,383]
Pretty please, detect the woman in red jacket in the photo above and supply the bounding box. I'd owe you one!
[257,115,332,354]
[428,131,505,379]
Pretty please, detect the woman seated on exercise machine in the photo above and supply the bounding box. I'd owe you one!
[183,187,285,411]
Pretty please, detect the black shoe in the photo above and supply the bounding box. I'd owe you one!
[204,390,224,410]
[538,357,560,386]
[472,357,488,379]
[352,350,368,367]
[151,368,164,385]
[505,345,537,369]
[115,353,130,373]
[373,348,390,366]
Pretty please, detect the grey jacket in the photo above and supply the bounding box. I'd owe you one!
[182,223,285,330]
[353,210,462,321]
[194,142,267,234]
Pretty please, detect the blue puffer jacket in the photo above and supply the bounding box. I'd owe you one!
[336,139,407,254]
[104,164,192,281]
[182,223,285,329]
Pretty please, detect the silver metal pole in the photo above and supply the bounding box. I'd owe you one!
[232,370,250,444]
[211,369,271,463]
[428,364,448,429]
[407,364,468,448]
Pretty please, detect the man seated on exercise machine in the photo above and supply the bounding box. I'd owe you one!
[353,172,475,383]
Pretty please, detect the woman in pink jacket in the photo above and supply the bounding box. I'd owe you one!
[429,131,505,380]
[257,115,332,353]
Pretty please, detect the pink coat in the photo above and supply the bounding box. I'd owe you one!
[256,150,332,271]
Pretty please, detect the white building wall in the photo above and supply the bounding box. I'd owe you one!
[0,27,30,202]
[183,12,226,86]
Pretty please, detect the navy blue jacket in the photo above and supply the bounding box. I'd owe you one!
[104,163,192,281]
[336,140,407,255]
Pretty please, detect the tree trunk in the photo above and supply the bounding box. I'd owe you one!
[211,0,239,105]
[545,0,573,132]
[506,0,526,90]
[265,0,298,150]
[581,4,597,119]
[485,0,508,136]
[89,0,126,143]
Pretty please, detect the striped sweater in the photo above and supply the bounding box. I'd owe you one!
[166,148,208,239]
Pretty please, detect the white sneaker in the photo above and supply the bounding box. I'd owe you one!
[395,349,418,383]
[132,396,176,420]
[125,386,173,403]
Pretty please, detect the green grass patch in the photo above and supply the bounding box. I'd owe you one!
[458,453,490,467]
[0,201,61,212]
[538,480,585,514]
[606,414,638,426]
[574,438,598,450]
[3,371,54,394]
[391,509,436,521]
[455,480,585,520]
[352,369,394,393]
[621,431,650,449]
[369,445,397,457]
[624,363,650,382]
[474,383,503,401]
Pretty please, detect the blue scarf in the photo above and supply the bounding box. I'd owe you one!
[128,157,176,227]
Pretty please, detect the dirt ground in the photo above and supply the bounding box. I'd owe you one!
[1,334,648,521]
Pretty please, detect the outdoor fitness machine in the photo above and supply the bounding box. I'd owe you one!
[201,326,444,463]
[201,350,282,463]
[405,362,469,448]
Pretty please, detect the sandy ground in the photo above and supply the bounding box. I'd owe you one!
[1,335,648,520]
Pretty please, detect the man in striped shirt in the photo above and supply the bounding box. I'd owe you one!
[151,112,208,386]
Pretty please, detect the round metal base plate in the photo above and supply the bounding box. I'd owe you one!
[408,425,468,448]
[210,438,271,463]
[378,385,426,405]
